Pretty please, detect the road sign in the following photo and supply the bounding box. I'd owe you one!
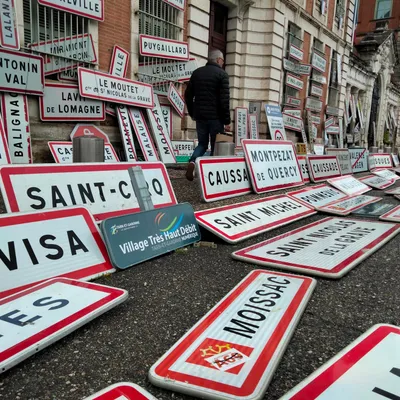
[283,59,311,75]
[307,155,342,182]
[78,67,154,109]
[30,33,96,75]
[70,124,110,143]
[297,156,310,183]
[37,0,104,20]
[139,34,189,61]
[0,49,44,95]
[283,113,302,132]
[48,141,119,163]
[385,187,400,195]
[168,83,185,117]
[352,202,396,218]
[195,156,252,202]
[235,107,249,146]
[305,97,323,113]
[283,109,302,118]
[101,203,200,269]
[359,174,395,190]
[58,68,78,82]
[242,139,303,194]
[286,73,304,90]
[1,93,32,164]
[327,175,371,196]
[349,148,369,172]
[265,105,287,140]
[368,153,392,170]
[380,205,400,222]
[40,82,105,121]
[287,184,348,209]
[128,107,159,162]
[310,84,323,98]
[0,278,126,373]
[195,195,315,244]
[373,168,400,181]
[316,195,381,216]
[161,104,172,137]
[83,382,157,399]
[0,0,19,50]
[311,52,326,73]
[248,113,258,139]
[109,45,129,77]
[280,324,400,399]
[0,207,114,298]
[286,96,301,107]
[232,218,400,279]
[149,270,316,399]
[391,153,400,167]
[172,140,193,162]
[146,95,176,163]
[0,163,177,222]
[116,105,137,161]
[325,148,352,175]
[0,115,11,164]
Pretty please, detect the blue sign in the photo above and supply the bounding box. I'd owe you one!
[100,203,201,269]
[265,105,282,118]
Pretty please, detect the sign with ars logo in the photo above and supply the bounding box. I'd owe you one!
[307,155,342,183]
[287,184,348,210]
[265,105,287,140]
[0,163,177,222]
[280,324,400,399]
[48,141,119,163]
[232,218,400,279]
[195,157,252,202]
[0,207,114,299]
[149,270,316,400]
[195,195,315,243]
[83,382,157,399]
[242,139,303,194]
[297,156,310,183]
[0,278,126,373]
[359,175,395,190]
[327,175,371,197]
[101,203,200,269]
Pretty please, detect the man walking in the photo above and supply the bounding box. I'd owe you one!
[184,49,231,181]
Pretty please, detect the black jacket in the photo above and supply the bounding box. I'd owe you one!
[184,62,231,125]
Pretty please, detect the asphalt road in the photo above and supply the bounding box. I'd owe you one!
[1,169,400,400]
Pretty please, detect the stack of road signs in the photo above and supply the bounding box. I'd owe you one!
[149,270,316,399]
[280,324,400,399]
[232,218,400,279]
[0,278,127,373]
[359,174,395,190]
[83,382,157,399]
[327,175,371,197]
[368,153,393,171]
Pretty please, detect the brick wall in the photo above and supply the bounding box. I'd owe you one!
[98,0,131,77]
[327,0,336,30]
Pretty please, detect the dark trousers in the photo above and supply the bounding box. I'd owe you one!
[189,120,224,162]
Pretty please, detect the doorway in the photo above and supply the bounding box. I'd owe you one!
[368,76,381,147]
[209,1,228,64]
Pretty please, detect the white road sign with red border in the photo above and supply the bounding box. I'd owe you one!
[161,104,173,137]
[235,107,249,146]
[48,141,119,164]
[70,124,110,143]
[280,324,400,399]
[287,184,348,210]
[380,205,400,222]
[349,148,369,173]
[325,148,352,175]
[1,93,32,164]
[83,382,157,400]
[0,163,177,222]
[128,107,159,162]
[0,115,11,165]
[139,34,189,61]
[58,68,78,82]
[196,156,252,202]
[327,175,371,196]
[248,114,259,140]
[109,45,129,77]
[385,187,400,195]
[232,218,400,279]
[116,105,137,161]
[316,195,382,216]
[0,278,126,373]
[149,269,316,399]
[0,207,114,299]
[359,174,395,190]
[78,67,154,109]
[297,156,310,183]
[373,168,400,181]
[0,0,19,50]
[307,155,342,183]
[242,139,303,194]
[40,82,105,121]
[391,153,400,167]
[168,83,185,117]
[195,195,315,244]
[37,0,104,21]
[368,154,392,170]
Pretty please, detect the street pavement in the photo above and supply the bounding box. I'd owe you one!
[1,169,400,400]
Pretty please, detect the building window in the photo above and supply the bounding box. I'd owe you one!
[335,0,345,29]
[23,0,92,76]
[328,51,339,106]
[288,23,302,49]
[375,0,392,19]
[316,0,329,15]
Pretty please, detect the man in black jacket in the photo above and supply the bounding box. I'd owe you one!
[184,49,231,181]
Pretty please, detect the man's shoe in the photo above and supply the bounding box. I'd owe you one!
[186,162,195,181]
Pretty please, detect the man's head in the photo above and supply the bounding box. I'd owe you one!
[208,49,224,68]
